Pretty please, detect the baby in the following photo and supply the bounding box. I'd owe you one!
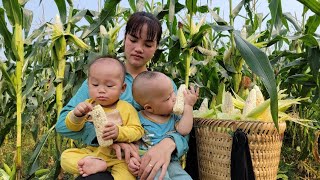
[129,71,199,179]
[60,56,144,180]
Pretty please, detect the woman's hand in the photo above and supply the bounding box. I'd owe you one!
[138,138,176,180]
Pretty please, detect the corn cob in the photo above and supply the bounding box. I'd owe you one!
[198,98,209,112]
[246,99,270,119]
[253,85,264,105]
[89,105,113,147]
[258,107,273,122]
[222,92,234,114]
[196,46,218,56]
[178,22,187,48]
[242,88,256,116]
[173,84,187,115]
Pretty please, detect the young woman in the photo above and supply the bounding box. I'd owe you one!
[56,11,189,180]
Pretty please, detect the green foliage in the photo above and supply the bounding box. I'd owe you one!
[0,0,319,179]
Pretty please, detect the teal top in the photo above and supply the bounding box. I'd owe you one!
[139,112,189,161]
[56,73,189,159]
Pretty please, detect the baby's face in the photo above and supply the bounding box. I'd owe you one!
[88,60,125,107]
[149,75,176,115]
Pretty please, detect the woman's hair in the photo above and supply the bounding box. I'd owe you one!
[125,12,162,45]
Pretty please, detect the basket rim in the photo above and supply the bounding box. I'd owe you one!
[193,118,286,134]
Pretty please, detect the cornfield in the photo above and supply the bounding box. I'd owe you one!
[0,0,319,179]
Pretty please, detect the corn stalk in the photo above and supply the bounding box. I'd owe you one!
[50,13,89,123]
[0,0,24,178]
[51,15,67,121]
[9,4,23,180]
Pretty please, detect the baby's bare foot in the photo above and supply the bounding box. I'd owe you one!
[78,156,107,177]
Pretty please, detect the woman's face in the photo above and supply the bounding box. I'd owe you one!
[124,24,158,70]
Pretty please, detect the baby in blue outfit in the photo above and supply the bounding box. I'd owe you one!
[129,71,199,179]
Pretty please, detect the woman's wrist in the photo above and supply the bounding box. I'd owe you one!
[161,137,176,152]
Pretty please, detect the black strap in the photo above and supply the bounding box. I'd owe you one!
[231,129,255,180]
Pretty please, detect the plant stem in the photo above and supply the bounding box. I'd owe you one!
[14,23,24,180]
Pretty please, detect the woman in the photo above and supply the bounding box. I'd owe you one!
[56,11,189,180]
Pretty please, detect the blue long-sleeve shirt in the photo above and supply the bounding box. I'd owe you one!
[56,73,189,159]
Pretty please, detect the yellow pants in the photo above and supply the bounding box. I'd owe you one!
[61,146,135,180]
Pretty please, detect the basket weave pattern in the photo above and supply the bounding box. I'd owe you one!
[194,118,286,180]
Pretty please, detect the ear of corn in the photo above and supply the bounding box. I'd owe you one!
[253,85,264,105]
[222,92,234,114]
[89,105,113,147]
[196,46,218,56]
[67,34,89,50]
[198,98,209,112]
[242,88,256,116]
[178,22,187,48]
[258,107,273,122]
[173,84,187,115]
[245,99,270,119]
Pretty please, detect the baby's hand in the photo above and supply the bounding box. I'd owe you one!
[102,122,119,140]
[128,157,141,177]
[184,86,199,107]
[74,102,93,117]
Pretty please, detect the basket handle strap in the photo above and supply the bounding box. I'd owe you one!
[312,130,320,163]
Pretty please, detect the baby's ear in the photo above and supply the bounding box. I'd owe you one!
[144,104,153,113]
[121,83,127,93]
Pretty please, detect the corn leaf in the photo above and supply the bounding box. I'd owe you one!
[209,8,228,25]
[0,63,16,97]
[234,32,278,129]
[54,0,67,23]
[305,14,320,35]
[0,168,10,180]
[283,12,302,32]
[81,0,120,39]
[186,0,197,15]
[307,47,320,86]
[22,8,33,37]
[27,125,55,176]
[69,10,88,24]
[0,121,15,146]
[2,0,22,25]
[297,0,320,16]
[268,0,284,34]
[0,8,12,49]
[232,0,245,18]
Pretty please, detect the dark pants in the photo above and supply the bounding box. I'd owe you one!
[75,171,114,180]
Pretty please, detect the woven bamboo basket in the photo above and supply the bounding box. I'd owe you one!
[194,118,286,180]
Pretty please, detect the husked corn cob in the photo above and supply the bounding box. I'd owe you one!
[242,88,256,116]
[258,107,273,122]
[246,99,270,119]
[173,84,187,115]
[89,105,113,147]
[199,98,209,112]
[253,85,264,105]
[222,92,234,114]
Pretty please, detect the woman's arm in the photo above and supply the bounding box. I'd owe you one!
[55,80,97,145]
[138,138,175,180]
[138,132,188,180]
